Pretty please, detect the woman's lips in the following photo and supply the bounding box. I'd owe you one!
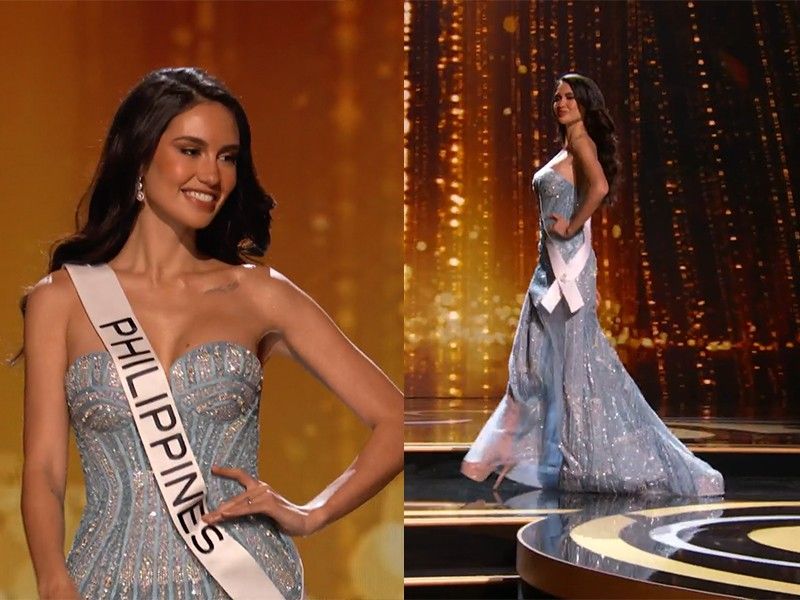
[182,190,217,213]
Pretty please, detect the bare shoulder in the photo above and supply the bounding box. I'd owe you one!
[23,268,76,364]
[567,132,598,157]
[24,269,76,324]
[237,263,299,295]
[235,264,323,330]
[568,133,603,182]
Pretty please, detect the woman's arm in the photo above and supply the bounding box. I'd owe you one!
[550,133,609,238]
[21,274,80,599]
[204,269,403,536]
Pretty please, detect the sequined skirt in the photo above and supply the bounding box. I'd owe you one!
[463,252,725,497]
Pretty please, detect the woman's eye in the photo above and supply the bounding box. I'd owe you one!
[180,148,199,156]
[222,154,238,164]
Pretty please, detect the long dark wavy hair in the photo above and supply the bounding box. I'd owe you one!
[555,72,620,205]
[13,67,274,362]
[53,66,273,270]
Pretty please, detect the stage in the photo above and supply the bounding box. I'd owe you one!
[403,1,800,597]
[404,399,800,599]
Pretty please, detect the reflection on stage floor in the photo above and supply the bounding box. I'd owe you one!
[515,488,800,599]
[405,398,800,451]
[404,399,800,598]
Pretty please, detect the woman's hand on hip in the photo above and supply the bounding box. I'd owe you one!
[548,212,570,238]
[203,465,325,537]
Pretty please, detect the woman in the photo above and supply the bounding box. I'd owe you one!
[20,67,402,599]
[461,73,723,497]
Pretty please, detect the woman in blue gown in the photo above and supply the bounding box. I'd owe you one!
[21,67,403,599]
[462,73,724,497]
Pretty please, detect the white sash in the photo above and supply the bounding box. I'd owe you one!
[539,218,592,314]
[65,263,286,600]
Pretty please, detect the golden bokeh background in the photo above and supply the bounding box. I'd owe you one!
[404,0,800,419]
[0,2,401,598]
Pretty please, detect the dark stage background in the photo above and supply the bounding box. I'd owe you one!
[404,0,800,419]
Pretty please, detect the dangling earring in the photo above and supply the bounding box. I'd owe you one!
[136,176,145,202]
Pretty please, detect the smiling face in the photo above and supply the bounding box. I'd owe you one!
[141,101,240,230]
[552,81,583,127]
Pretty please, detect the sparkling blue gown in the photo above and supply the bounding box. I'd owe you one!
[65,341,304,598]
[462,165,724,497]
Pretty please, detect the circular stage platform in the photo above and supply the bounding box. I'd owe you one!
[404,400,800,599]
[517,495,800,599]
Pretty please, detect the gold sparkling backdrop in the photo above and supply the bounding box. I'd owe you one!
[0,2,401,598]
[404,0,800,419]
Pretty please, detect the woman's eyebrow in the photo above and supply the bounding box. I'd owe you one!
[172,135,240,152]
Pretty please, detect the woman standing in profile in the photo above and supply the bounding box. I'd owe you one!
[20,67,402,599]
[462,73,723,497]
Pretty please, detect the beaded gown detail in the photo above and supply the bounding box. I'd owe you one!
[461,165,724,497]
[65,341,303,599]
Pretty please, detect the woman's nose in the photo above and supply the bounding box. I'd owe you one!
[197,157,220,185]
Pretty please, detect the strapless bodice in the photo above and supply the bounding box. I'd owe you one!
[532,165,589,257]
[64,341,303,599]
[529,165,595,304]
[533,165,578,220]
[66,341,262,437]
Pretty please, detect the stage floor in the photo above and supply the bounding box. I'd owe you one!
[405,399,800,598]
[407,468,800,598]
[405,397,800,451]
[514,485,800,599]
